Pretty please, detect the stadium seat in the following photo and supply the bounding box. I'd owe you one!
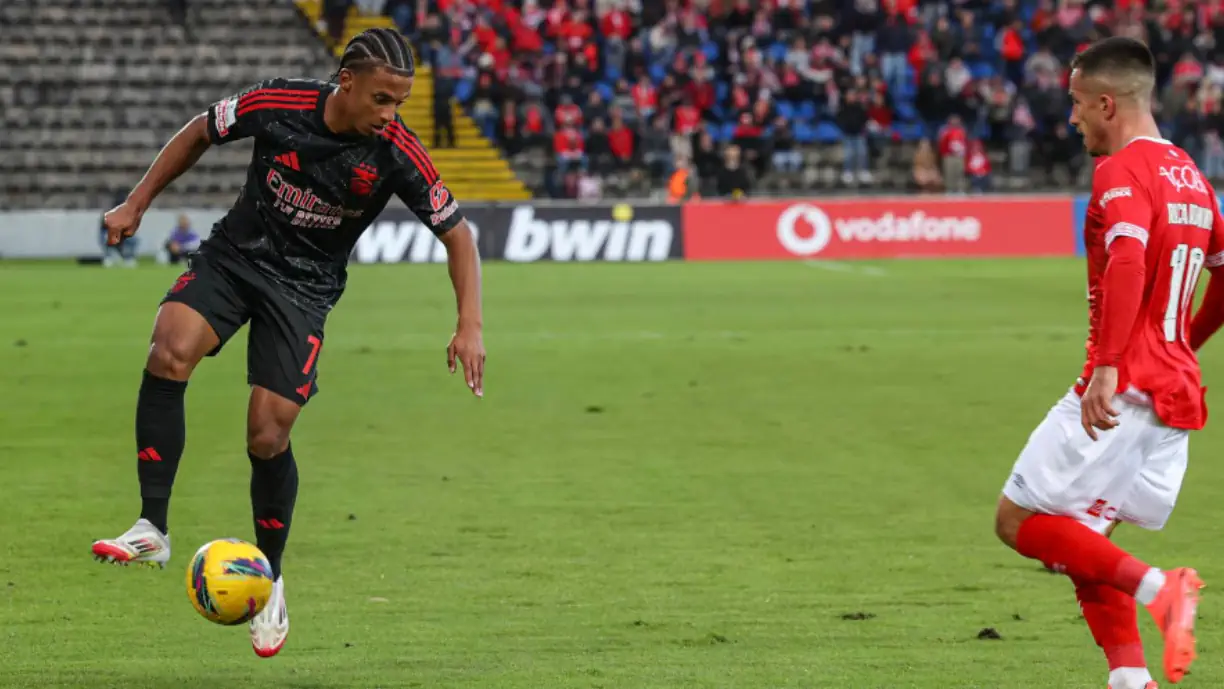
[0,0,333,209]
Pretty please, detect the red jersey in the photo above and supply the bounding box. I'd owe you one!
[1078,137,1224,430]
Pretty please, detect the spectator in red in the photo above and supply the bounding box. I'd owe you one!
[554,124,585,172]
[938,114,968,193]
[1031,0,1055,35]
[998,20,1027,86]
[965,139,992,193]
[545,0,568,37]
[559,10,594,54]
[673,98,701,136]
[554,94,583,129]
[472,15,499,53]
[601,1,633,41]
[867,91,893,149]
[631,76,658,119]
[885,0,917,20]
[488,37,513,76]
[908,29,936,83]
[522,101,550,151]
[1173,52,1204,85]
[511,17,544,53]
[732,110,764,173]
[608,109,636,169]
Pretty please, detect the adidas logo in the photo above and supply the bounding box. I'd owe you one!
[274,152,300,171]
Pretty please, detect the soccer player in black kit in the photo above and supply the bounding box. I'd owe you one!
[89,28,484,658]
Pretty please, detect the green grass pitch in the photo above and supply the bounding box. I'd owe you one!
[2,258,1224,688]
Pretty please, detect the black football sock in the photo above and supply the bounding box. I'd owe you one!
[250,445,298,580]
[136,370,188,535]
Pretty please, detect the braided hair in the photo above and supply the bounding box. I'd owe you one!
[332,28,415,81]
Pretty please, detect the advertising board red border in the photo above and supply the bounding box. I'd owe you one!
[682,196,1076,261]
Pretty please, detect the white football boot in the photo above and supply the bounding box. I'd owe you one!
[91,518,171,568]
[250,576,289,658]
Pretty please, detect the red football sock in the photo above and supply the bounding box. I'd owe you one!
[1015,514,1151,596]
[1075,578,1146,670]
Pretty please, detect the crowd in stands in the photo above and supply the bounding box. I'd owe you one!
[323,0,1224,200]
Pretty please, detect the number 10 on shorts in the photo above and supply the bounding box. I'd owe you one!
[1165,243,1205,343]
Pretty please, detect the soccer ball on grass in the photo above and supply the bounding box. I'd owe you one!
[186,538,275,625]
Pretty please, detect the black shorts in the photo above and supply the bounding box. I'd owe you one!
[161,248,326,405]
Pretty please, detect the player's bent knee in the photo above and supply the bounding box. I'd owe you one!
[146,303,218,380]
[246,386,301,459]
[247,426,290,460]
[994,497,1031,550]
[146,340,199,381]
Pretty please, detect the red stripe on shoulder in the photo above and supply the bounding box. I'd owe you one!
[240,94,318,106]
[384,124,435,180]
[384,124,439,184]
[237,102,317,116]
[239,88,320,105]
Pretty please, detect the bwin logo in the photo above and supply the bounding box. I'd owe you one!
[502,206,674,262]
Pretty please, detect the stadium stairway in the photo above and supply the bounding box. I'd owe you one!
[293,0,530,201]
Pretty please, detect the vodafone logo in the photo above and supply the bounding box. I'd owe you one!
[774,202,983,257]
[776,204,833,256]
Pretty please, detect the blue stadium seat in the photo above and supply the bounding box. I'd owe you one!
[814,122,842,143]
[895,122,926,141]
[776,101,796,120]
[793,121,815,143]
[798,101,818,120]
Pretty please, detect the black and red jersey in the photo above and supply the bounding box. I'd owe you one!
[203,77,463,311]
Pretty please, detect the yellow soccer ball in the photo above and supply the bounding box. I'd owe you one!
[185,538,275,625]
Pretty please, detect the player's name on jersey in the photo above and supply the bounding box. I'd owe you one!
[1167,203,1214,231]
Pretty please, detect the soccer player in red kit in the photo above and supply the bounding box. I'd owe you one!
[995,37,1224,688]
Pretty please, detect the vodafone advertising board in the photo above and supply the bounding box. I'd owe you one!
[683,197,1075,260]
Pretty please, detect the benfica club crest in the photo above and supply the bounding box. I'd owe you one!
[351,162,378,196]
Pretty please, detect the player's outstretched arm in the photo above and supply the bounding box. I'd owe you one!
[440,219,485,397]
[103,114,212,246]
